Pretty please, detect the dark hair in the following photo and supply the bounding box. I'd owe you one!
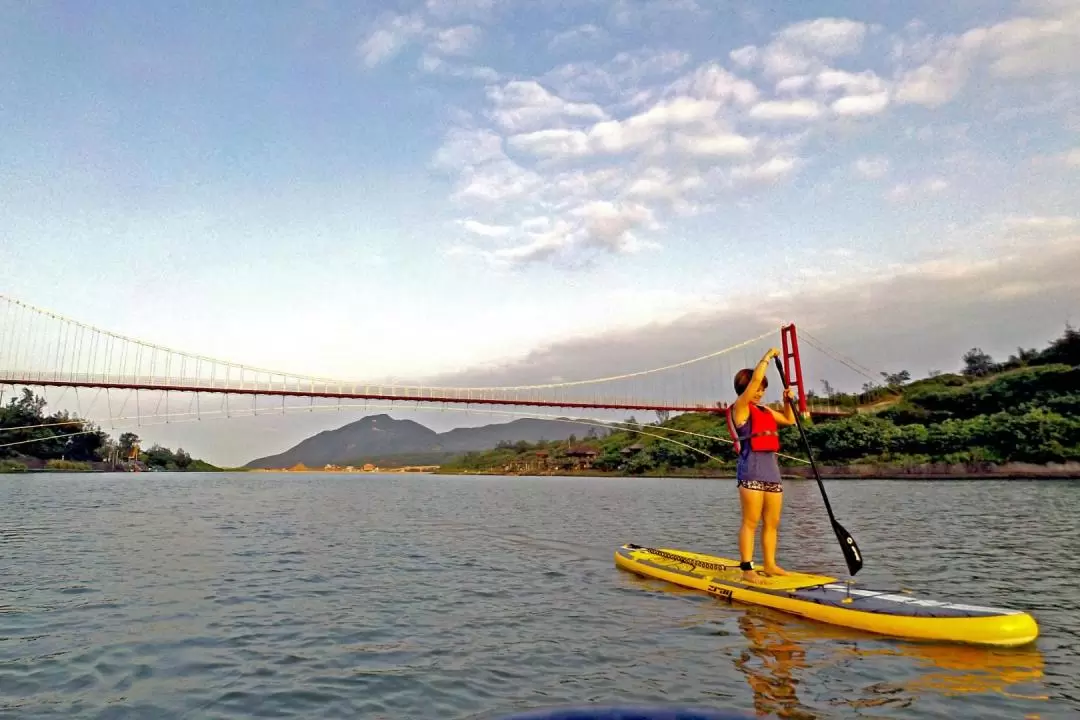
[734,368,766,395]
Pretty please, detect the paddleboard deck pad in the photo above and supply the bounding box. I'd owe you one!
[615,543,1038,647]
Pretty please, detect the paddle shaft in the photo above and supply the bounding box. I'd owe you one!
[772,356,863,576]
[773,357,836,518]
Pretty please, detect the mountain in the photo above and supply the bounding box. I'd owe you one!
[242,413,607,468]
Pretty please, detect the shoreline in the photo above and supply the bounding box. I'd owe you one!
[434,460,1080,480]
[6,461,1078,480]
[780,460,1080,480]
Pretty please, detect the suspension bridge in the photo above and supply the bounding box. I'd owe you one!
[0,293,889,440]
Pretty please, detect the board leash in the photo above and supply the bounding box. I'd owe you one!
[625,543,736,572]
[624,543,837,590]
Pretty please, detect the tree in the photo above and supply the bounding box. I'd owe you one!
[821,379,835,398]
[1039,323,1080,366]
[174,448,192,470]
[4,388,46,423]
[962,348,996,377]
[142,444,176,469]
[1005,347,1040,369]
[118,432,140,458]
[881,370,911,387]
[96,438,119,464]
[63,424,107,462]
[655,409,670,424]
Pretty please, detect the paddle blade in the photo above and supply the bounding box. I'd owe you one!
[832,519,863,576]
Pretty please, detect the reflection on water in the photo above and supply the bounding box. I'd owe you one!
[641,576,1048,719]
[0,472,1074,718]
[733,612,815,719]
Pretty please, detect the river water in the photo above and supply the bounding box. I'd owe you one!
[1,472,1076,719]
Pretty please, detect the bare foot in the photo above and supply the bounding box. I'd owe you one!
[763,565,789,577]
[741,570,766,584]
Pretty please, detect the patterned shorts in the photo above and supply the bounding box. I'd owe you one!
[737,477,783,493]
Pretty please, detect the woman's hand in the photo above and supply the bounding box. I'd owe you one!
[783,387,796,403]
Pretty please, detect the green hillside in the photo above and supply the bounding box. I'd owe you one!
[437,325,1080,476]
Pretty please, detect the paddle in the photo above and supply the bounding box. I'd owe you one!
[773,356,863,577]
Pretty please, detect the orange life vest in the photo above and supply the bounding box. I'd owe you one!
[725,403,780,454]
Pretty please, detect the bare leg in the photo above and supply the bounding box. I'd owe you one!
[761,489,788,576]
[738,486,765,583]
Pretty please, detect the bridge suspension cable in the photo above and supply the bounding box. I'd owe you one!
[0,293,815,413]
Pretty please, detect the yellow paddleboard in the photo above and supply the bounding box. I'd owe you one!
[615,543,1038,647]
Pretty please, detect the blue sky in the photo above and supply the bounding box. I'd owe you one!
[1,0,1078,463]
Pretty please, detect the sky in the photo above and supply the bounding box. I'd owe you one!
[1,0,1078,465]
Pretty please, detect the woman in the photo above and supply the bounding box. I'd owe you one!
[725,347,796,583]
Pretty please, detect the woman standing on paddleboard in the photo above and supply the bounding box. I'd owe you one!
[726,347,796,584]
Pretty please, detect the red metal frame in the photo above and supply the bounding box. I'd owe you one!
[780,323,809,417]
[0,375,849,417]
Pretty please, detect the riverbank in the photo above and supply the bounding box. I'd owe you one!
[782,460,1080,480]
[434,460,1080,480]
[0,456,231,473]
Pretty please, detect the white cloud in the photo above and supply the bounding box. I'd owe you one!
[776,18,871,58]
[852,155,890,178]
[431,25,482,55]
[667,63,760,106]
[492,230,569,263]
[886,176,949,202]
[507,128,590,158]
[505,94,748,161]
[625,167,705,201]
[549,24,607,52]
[831,91,890,116]
[730,45,758,68]
[737,17,872,79]
[894,3,1080,107]
[672,132,757,157]
[423,217,1080,394]
[421,3,1078,269]
[432,127,504,170]
[433,127,546,206]
[419,56,500,81]
[775,75,812,94]
[459,219,512,237]
[1001,214,1078,233]
[815,69,886,95]
[894,30,984,107]
[487,81,608,133]
[453,159,544,203]
[749,99,823,120]
[358,4,494,70]
[573,200,658,253]
[542,49,694,108]
[730,155,800,183]
[358,13,426,67]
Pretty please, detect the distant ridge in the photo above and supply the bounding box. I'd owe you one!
[243,413,608,468]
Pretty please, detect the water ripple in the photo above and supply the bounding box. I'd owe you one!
[0,473,1076,718]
